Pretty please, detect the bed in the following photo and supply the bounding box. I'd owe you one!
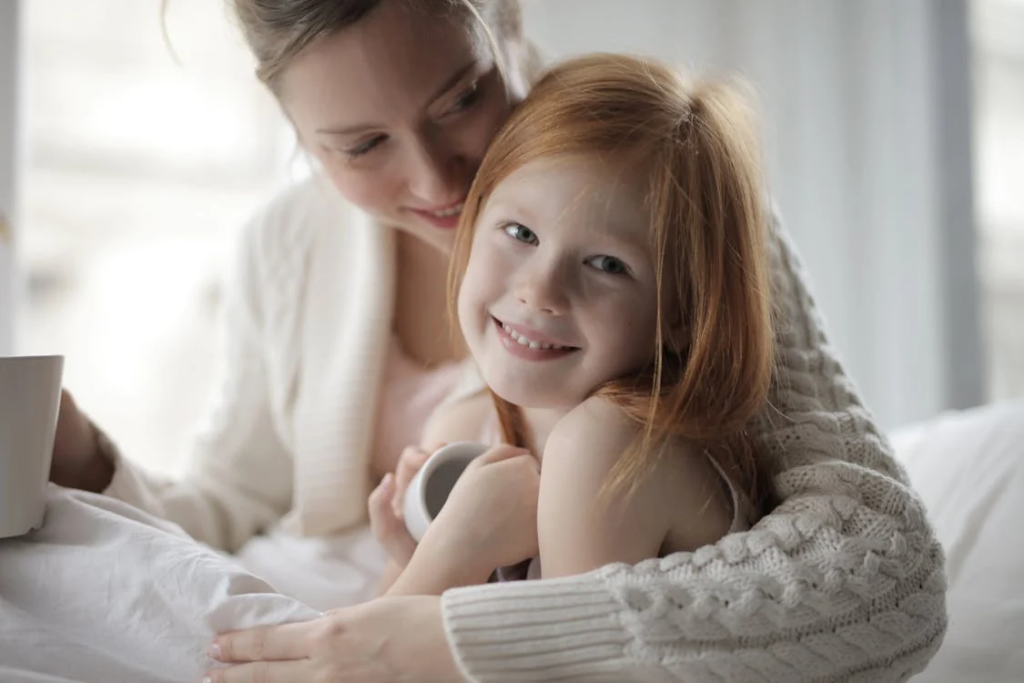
[1,400,1021,682]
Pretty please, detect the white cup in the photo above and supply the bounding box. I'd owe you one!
[403,441,489,542]
[0,355,63,539]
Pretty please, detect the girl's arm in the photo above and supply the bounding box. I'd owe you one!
[537,397,732,579]
[372,393,504,596]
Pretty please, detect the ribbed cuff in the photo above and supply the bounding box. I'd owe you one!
[441,577,633,682]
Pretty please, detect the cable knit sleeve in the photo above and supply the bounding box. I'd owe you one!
[440,213,948,682]
[101,201,295,553]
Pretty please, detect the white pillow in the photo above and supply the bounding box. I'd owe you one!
[890,400,1024,683]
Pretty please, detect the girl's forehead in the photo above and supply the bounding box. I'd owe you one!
[488,155,650,236]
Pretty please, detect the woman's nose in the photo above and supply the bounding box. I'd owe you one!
[406,136,468,206]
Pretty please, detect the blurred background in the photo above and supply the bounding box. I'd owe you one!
[0,0,1020,475]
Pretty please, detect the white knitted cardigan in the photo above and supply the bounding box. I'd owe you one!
[440,214,948,682]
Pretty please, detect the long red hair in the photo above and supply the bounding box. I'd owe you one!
[450,53,775,512]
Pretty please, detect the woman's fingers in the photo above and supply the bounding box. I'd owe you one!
[210,620,312,663]
[204,659,313,683]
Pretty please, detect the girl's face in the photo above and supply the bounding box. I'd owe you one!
[457,155,662,411]
[280,0,523,253]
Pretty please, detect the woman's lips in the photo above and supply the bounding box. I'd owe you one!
[410,200,465,230]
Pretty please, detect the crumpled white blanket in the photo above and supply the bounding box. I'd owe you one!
[0,487,321,683]
[234,521,388,613]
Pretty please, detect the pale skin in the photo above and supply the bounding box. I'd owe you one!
[205,156,742,683]
[46,2,735,681]
[43,1,536,681]
[368,155,736,596]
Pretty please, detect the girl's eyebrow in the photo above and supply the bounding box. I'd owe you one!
[315,62,478,137]
[482,199,540,227]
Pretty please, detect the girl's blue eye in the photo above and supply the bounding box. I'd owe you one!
[587,255,629,275]
[345,135,385,158]
[504,223,538,245]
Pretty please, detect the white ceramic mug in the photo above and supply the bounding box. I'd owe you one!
[403,441,489,542]
[0,355,63,538]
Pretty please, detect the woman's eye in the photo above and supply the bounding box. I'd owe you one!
[587,255,629,275]
[344,135,386,158]
[503,223,538,245]
[447,82,482,115]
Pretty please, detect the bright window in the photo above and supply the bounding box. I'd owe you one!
[971,0,1024,400]
[18,0,292,474]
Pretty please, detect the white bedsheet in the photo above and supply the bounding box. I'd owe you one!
[890,400,1024,683]
[0,487,320,683]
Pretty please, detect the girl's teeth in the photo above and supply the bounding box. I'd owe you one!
[501,323,568,351]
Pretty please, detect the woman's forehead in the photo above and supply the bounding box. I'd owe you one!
[279,0,493,127]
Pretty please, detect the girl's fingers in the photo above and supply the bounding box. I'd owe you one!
[368,474,396,536]
[368,474,417,566]
[393,447,430,516]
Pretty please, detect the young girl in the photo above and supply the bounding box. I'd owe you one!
[370,52,775,591]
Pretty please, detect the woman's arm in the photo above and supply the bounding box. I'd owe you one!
[211,214,946,682]
[436,213,947,681]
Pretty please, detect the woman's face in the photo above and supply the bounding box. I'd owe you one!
[279,0,523,253]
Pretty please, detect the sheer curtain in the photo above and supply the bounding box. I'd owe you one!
[0,1,22,355]
[523,0,985,428]
[6,0,292,474]
[0,1,994,474]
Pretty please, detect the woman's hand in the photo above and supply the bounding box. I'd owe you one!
[206,595,466,683]
[368,445,432,568]
[49,389,113,492]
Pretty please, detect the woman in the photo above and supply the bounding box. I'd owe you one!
[50,0,946,680]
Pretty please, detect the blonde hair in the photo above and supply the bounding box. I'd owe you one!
[226,0,527,96]
[450,53,776,511]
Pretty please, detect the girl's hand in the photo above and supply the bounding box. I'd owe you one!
[421,444,541,579]
[368,445,432,568]
[206,596,466,683]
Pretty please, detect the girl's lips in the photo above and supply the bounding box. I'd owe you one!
[492,317,578,362]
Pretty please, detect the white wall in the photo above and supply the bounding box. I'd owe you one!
[0,0,22,356]
[522,0,985,428]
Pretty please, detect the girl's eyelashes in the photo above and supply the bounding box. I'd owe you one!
[586,254,631,276]
[503,222,539,245]
[499,221,634,276]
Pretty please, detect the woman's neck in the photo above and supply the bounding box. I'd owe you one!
[393,231,465,367]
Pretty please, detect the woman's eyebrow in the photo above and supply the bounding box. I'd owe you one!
[426,61,478,104]
[315,61,478,137]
